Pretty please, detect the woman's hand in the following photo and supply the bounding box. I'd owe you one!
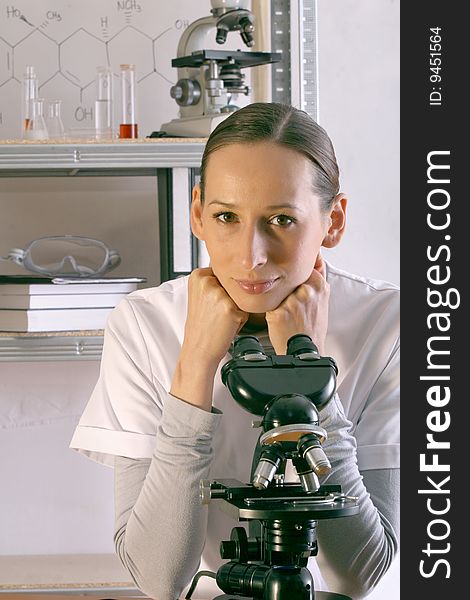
[265,254,330,356]
[183,267,249,364]
[171,268,248,411]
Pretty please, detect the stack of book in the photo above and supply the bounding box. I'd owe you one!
[0,275,147,332]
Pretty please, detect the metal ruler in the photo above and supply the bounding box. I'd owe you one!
[271,0,319,122]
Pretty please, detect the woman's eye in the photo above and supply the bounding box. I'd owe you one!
[269,214,295,227]
[214,212,238,224]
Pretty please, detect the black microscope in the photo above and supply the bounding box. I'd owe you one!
[187,334,359,600]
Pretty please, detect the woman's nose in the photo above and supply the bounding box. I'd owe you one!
[239,225,268,270]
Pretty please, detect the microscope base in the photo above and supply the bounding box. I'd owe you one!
[213,593,351,600]
[160,113,229,137]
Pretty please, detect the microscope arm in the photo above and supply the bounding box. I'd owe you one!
[176,16,216,57]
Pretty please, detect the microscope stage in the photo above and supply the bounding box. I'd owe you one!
[172,49,281,69]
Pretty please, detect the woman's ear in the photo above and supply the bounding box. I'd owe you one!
[190,184,204,241]
[322,193,347,249]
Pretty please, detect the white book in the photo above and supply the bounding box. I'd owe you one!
[0,292,128,310]
[0,307,114,332]
[0,276,146,295]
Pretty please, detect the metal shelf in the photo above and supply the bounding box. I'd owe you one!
[0,139,206,361]
[0,138,206,176]
[0,331,104,362]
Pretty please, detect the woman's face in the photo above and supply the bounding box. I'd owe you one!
[191,142,336,314]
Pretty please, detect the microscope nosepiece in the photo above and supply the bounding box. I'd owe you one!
[216,25,229,44]
[239,16,255,47]
[299,470,321,494]
[252,459,277,490]
[304,447,332,476]
[241,32,255,47]
[292,456,321,493]
[252,445,284,489]
[298,433,332,477]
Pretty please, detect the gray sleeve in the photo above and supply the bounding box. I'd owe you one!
[114,393,222,600]
[316,395,400,599]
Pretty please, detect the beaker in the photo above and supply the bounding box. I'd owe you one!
[95,66,113,140]
[24,98,48,141]
[21,65,38,138]
[119,64,138,138]
[46,99,65,140]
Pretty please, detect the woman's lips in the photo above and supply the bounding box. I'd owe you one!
[235,278,280,295]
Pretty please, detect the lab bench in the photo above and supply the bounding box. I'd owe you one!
[0,553,138,595]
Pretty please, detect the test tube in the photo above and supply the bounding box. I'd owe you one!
[95,66,113,140]
[119,64,138,139]
[21,65,38,138]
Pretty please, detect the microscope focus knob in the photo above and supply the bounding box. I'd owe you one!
[170,79,201,106]
[220,540,238,559]
[199,479,213,505]
[220,527,252,562]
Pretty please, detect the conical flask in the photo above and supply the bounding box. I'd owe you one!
[46,99,65,140]
[25,98,48,140]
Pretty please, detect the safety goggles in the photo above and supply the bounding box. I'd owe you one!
[0,235,121,277]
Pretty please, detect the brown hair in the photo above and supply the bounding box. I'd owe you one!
[199,102,340,211]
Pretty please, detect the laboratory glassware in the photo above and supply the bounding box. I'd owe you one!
[24,98,48,141]
[95,66,113,140]
[119,64,138,138]
[21,65,38,138]
[46,99,65,139]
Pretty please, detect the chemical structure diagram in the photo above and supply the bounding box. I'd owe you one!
[0,0,201,139]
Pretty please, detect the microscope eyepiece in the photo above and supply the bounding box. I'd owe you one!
[287,334,320,358]
[232,335,267,359]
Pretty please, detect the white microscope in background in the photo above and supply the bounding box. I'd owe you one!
[160,0,280,137]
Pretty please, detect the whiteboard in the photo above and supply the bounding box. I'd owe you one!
[0,0,252,140]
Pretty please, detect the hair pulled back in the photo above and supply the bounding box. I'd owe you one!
[199,102,340,211]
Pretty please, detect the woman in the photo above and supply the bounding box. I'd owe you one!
[70,103,399,599]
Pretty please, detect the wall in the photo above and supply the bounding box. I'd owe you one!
[317,0,400,285]
[0,0,400,596]
[316,3,400,598]
[0,0,251,140]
